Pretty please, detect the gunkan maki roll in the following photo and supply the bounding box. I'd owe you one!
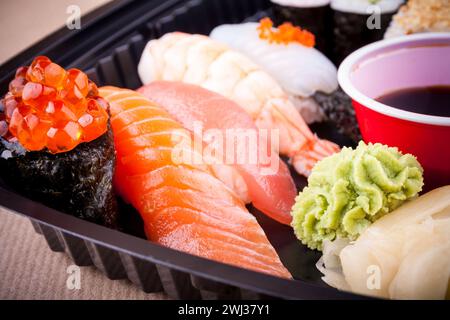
[0,56,119,228]
[331,0,404,65]
[271,0,333,56]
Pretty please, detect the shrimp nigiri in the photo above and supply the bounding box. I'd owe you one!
[138,32,339,176]
[99,86,291,279]
[138,81,297,225]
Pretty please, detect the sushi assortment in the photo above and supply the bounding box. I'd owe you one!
[100,86,291,278]
[1,1,449,300]
[210,19,361,142]
[137,31,339,177]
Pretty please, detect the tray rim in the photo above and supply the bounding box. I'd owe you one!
[0,0,371,300]
[0,186,368,300]
[0,0,186,85]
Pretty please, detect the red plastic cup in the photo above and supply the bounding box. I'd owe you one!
[338,33,450,191]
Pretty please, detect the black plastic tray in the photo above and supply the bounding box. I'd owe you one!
[0,0,364,300]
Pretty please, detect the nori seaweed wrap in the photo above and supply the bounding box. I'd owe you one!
[331,0,403,65]
[314,87,362,143]
[0,124,119,228]
[0,56,119,228]
[271,0,333,56]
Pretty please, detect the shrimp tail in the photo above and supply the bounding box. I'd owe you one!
[256,97,340,177]
[291,136,340,176]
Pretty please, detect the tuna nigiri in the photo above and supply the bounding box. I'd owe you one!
[137,32,339,176]
[138,81,296,225]
[99,86,291,279]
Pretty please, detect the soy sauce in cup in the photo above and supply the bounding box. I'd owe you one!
[376,85,450,117]
[338,33,450,190]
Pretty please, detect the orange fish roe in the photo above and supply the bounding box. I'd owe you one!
[257,17,315,47]
[0,56,108,153]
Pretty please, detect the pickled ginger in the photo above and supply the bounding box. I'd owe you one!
[317,185,450,300]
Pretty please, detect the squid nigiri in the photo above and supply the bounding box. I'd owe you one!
[138,81,297,225]
[99,86,291,279]
[137,32,339,177]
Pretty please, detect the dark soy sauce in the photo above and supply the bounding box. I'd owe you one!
[376,86,450,117]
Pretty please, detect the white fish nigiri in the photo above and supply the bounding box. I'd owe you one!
[317,185,450,300]
[210,22,338,123]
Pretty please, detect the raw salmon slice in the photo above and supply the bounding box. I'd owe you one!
[138,81,297,225]
[100,86,291,279]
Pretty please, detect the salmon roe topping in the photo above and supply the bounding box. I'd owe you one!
[257,17,316,47]
[0,56,108,153]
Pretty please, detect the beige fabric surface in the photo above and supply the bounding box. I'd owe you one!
[0,0,169,300]
[0,0,112,64]
[0,207,169,300]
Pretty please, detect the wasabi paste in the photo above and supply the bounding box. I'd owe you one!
[291,141,424,250]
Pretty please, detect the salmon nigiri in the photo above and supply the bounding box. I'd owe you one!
[137,32,340,176]
[99,86,291,278]
[138,81,296,225]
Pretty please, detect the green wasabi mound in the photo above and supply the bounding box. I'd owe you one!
[291,141,424,251]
